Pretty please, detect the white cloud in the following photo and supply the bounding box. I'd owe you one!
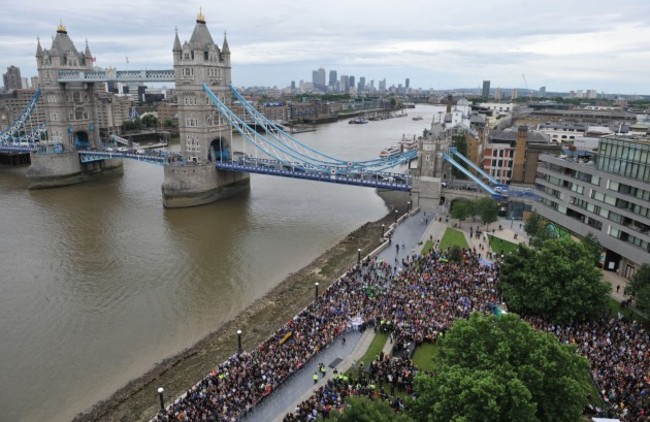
[1,0,649,93]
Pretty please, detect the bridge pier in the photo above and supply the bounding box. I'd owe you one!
[411,176,444,212]
[26,151,123,189]
[161,163,250,208]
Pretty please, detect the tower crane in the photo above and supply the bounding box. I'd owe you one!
[522,74,532,101]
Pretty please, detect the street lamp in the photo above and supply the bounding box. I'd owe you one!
[381,223,385,238]
[357,248,362,263]
[394,209,398,223]
[237,330,243,354]
[314,282,319,301]
[157,387,165,411]
[407,201,411,211]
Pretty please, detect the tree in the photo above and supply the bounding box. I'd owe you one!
[473,197,498,226]
[141,113,159,128]
[450,199,473,222]
[624,264,650,314]
[408,313,592,422]
[581,232,602,267]
[326,397,412,422]
[498,237,610,325]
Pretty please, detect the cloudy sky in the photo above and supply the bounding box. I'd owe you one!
[2,0,649,94]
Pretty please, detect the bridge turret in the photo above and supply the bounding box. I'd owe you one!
[173,28,182,54]
[222,31,230,66]
[84,39,93,64]
[36,37,43,58]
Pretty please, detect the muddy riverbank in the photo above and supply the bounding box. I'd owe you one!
[74,190,409,421]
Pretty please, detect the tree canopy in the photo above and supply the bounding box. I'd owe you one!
[450,197,498,226]
[498,237,610,325]
[624,264,650,314]
[408,313,592,422]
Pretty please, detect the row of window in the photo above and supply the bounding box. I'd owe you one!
[608,180,650,201]
[597,157,650,182]
[541,197,649,253]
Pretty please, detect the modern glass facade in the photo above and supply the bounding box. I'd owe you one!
[535,136,650,277]
[596,137,650,181]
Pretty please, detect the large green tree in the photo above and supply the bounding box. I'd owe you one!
[408,313,592,422]
[624,264,650,314]
[498,237,610,325]
[326,397,412,422]
[450,199,473,222]
[474,197,498,226]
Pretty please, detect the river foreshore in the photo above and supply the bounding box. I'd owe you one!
[73,190,410,421]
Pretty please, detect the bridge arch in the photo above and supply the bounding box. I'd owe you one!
[209,136,230,162]
[73,130,90,149]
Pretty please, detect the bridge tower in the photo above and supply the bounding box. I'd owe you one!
[26,22,122,188]
[162,11,249,207]
[411,121,450,211]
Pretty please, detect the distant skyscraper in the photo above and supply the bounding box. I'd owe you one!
[340,75,349,92]
[482,80,490,98]
[495,87,502,100]
[405,78,410,89]
[358,76,366,91]
[30,76,40,89]
[349,76,355,91]
[539,86,546,97]
[328,70,337,88]
[312,68,326,89]
[3,65,22,90]
[379,79,386,91]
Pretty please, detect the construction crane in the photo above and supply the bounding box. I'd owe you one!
[522,74,532,101]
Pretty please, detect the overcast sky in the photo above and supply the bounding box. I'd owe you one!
[2,0,650,94]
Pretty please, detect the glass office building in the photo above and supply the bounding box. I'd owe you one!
[536,136,650,279]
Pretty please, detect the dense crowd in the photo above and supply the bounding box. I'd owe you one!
[153,236,648,421]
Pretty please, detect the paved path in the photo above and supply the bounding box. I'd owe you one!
[245,208,448,422]
[246,209,642,422]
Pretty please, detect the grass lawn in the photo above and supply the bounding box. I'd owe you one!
[608,298,649,324]
[439,228,469,251]
[421,240,434,255]
[359,332,388,367]
[487,235,519,255]
[412,342,437,372]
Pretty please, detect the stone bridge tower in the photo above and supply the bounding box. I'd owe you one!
[411,121,451,211]
[35,22,100,150]
[27,23,122,188]
[162,11,249,207]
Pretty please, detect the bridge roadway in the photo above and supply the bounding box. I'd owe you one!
[3,148,412,191]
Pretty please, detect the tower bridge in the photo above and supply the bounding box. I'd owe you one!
[0,12,533,209]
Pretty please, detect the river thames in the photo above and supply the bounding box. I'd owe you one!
[0,105,440,421]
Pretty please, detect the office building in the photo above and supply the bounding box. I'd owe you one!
[3,66,22,90]
[328,70,337,89]
[535,136,650,278]
[482,80,490,98]
[483,126,558,184]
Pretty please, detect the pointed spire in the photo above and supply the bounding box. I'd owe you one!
[196,7,206,24]
[36,36,43,57]
[222,30,230,55]
[173,26,182,52]
[57,20,67,34]
[84,39,92,58]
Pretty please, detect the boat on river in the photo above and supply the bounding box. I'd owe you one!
[398,135,418,151]
[379,145,401,158]
[349,116,369,124]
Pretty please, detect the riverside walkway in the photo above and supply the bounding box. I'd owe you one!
[245,208,446,422]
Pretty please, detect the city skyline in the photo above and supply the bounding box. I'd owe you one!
[1,0,650,94]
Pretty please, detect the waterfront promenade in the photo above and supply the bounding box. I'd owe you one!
[154,207,646,422]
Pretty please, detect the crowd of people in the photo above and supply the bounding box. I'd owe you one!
[153,226,648,421]
[282,353,413,421]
